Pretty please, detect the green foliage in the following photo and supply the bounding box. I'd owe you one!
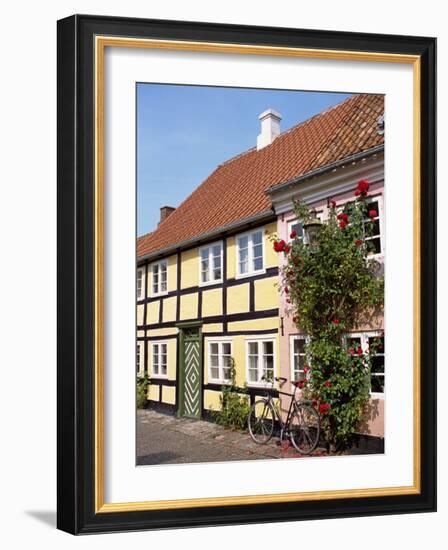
[136,374,151,409]
[280,191,384,449]
[215,359,251,431]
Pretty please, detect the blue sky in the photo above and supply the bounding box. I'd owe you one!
[137,84,353,236]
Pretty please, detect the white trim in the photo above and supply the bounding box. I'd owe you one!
[289,334,309,382]
[344,331,384,397]
[150,259,168,297]
[235,227,266,279]
[136,266,145,300]
[198,240,224,287]
[150,340,169,378]
[245,336,277,387]
[270,153,384,215]
[136,341,144,377]
[207,338,233,384]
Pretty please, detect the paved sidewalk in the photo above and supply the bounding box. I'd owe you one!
[137,408,327,465]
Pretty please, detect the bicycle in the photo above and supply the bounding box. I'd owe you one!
[247,375,321,455]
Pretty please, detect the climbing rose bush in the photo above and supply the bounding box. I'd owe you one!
[272,179,384,449]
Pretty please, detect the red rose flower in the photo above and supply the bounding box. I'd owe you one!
[286,298,291,304]
[348,348,355,356]
[339,220,347,229]
[355,190,361,197]
[332,319,340,325]
[284,287,289,294]
[303,366,310,375]
[330,199,337,208]
[324,380,332,388]
[298,380,306,389]
[319,403,331,414]
[369,209,378,219]
[357,179,370,194]
[273,239,286,252]
[357,346,363,355]
[290,230,297,239]
[355,239,363,246]
[292,316,298,324]
[284,245,291,254]
[337,213,348,222]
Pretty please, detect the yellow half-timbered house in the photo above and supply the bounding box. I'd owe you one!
[137,95,385,424]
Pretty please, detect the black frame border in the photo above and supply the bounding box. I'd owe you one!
[57,14,436,534]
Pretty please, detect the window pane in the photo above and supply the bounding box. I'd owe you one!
[210,367,220,379]
[210,343,219,355]
[201,248,209,260]
[213,268,222,280]
[253,257,263,271]
[212,244,221,258]
[222,343,231,355]
[294,338,305,354]
[252,231,262,245]
[291,222,304,239]
[238,235,248,249]
[371,375,384,393]
[248,342,258,355]
[248,354,258,382]
[346,337,362,349]
[263,341,273,355]
[210,354,219,367]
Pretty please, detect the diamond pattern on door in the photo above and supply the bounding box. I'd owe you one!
[183,339,201,418]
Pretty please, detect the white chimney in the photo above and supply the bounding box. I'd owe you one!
[257,109,282,150]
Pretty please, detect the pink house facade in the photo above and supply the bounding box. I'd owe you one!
[268,148,385,439]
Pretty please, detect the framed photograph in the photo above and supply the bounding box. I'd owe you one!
[57,14,436,534]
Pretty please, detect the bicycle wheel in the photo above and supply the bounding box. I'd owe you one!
[248,400,275,444]
[289,403,320,454]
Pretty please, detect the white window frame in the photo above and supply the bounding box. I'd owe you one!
[207,338,233,384]
[287,213,323,244]
[344,331,384,397]
[151,341,169,378]
[337,195,384,258]
[235,228,265,278]
[364,195,384,258]
[290,334,310,382]
[287,219,305,244]
[150,259,168,297]
[136,341,144,377]
[245,336,277,387]
[137,267,145,300]
[198,241,224,286]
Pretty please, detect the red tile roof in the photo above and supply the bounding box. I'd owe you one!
[137,94,384,259]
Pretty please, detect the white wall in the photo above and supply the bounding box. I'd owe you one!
[0,0,445,546]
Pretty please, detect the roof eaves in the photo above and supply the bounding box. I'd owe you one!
[137,209,275,263]
[265,144,384,197]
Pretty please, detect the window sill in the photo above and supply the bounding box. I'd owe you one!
[150,291,169,298]
[199,279,223,288]
[235,268,266,280]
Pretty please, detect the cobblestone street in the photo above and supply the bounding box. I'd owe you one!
[137,409,327,465]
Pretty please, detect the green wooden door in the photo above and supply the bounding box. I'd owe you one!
[179,326,202,419]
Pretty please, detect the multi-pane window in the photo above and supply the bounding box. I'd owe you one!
[137,268,144,300]
[345,332,385,395]
[363,199,382,254]
[369,335,385,393]
[152,260,167,295]
[136,342,142,375]
[237,229,264,276]
[247,339,275,383]
[208,341,232,382]
[200,242,223,284]
[291,336,307,381]
[287,220,304,242]
[152,342,167,376]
